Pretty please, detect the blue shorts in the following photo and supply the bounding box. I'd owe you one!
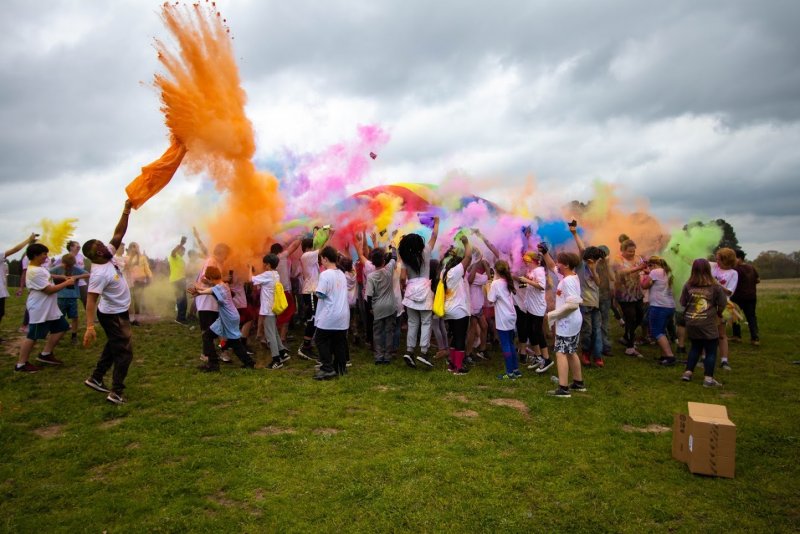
[27,317,70,340]
[58,298,79,319]
[648,306,675,340]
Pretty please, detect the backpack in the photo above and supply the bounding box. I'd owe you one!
[432,279,446,318]
[272,275,289,315]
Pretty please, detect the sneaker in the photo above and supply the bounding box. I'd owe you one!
[403,354,416,368]
[730,336,742,343]
[106,392,126,404]
[15,362,42,373]
[36,353,63,366]
[752,340,760,347]
[298,346,318,361]
[279,350,291,363]
[580,352,591,366]
[474,351,487,361]
[416,355,434,368]
[346,361,352,367]
[703,377,723,388]
[681,371,692,382]
[84,377,110,392]
[267,361,284,370]
[569,382,587,392]
[594,357,605,368]
[464,356,476,366]
[497,373,517,380]
[625,347,643,358]
[454,367,469,375]
[198,364,220,372]
[313,369,337,381]
[535,359,554,374]
[174,319,189,326]
[547,387,571,398]
[220,353,232,363]
[659,357,677,367]
[720,361,732,371]
[512,370,523,379]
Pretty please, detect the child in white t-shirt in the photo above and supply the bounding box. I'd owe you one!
[442,235,473,375]
[487,260,519,379]
[313,246,350,380]
[15,243,76,372]
[516,250,552,373]
[544,250,585,398]
[711,247,739,371]
[252,253,287,369]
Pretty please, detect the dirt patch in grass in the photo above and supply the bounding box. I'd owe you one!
[447,393,471,404]
[89,460,127,482]
[99,418,125,429]
[252,426,296,436]
[489,398,529,417]
[210,490,237,507]
[126,442,141,450]
[622,424,671,434]
[374,385,395,392]
[453,410,479,418]
[33,424,65,439]
[253,488,267,501]
[1,336,25,355]
[313,428,340,435]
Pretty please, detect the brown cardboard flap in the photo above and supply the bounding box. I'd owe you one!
[687,402,731,422]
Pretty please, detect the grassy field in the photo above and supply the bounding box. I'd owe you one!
[1,279,798,532]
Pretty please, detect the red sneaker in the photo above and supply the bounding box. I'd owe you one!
[580,352,592,366]
[594,357,605,368]
[36,353,63,366]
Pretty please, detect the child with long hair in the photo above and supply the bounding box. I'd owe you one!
[123,242,152,326]
[515,250,552,372]
[641,255,676,365]
[487,260,519,379]
[466,252,490,362]
[680,259,727,387]
[544,250,585,398]
[399,216,439,368]
[442,235,472,375]
[711,248,738,370]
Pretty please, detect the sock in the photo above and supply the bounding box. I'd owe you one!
[503,353,514,374]
[453,350,465,370]
[447,349,456,368]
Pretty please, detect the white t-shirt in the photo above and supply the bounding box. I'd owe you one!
[487,278,517,331]
[524,266,547,317]
[315,268,349,330]
[361,260,375,300]
[0,252,8,298]
[300,251,320,294]
[195,257,221,312]
[87,246,131,315]
[711,263,739,295]
[252,270,278,316]
[647,268,675,308]
[26,265,63,323]
[444,263,470,320]
[470,272,488,316]
[555,274,583,337]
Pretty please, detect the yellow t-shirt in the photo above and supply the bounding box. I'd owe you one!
[168,254,185,282]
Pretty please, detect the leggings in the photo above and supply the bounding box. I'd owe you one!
[619,300,644,348]
[447,317,470,351]
[530,314,547,349]
[432,316,448,349]
[686,338,719,377]
[514,307,532,344]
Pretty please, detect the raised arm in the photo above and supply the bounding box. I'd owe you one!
[538,243,556,273]
[428,216,440,250]
[192,226,209,257]
[472,228,501,259]
[4,233,37,258]
[460,236,472,270]
[110,200,133,249]
[284,237,302,257]
[354,233,369,265]
[569,221,586,255]
[171,236,187,258]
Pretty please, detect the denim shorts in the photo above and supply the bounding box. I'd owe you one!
[58,298,79,319]
[648,306,675,339]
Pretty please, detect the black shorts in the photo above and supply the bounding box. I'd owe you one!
[27,317,70,340]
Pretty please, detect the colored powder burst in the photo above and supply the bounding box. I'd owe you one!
[372,193,404,234]
[661,221,723,302]
[154,4,283,271]
[574,181,666,256]
[39,218,78,253]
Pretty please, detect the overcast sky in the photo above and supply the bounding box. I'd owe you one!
[1,0,799,259]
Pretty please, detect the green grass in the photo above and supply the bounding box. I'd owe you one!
[1,280,799,532]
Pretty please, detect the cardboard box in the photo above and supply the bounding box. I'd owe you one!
[672,402,736,478]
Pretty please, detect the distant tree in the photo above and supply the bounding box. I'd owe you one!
[713,218,740,252]
[751,250,800,279]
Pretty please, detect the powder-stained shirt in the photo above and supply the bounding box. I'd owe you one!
[613,256,645,302]
[680,283,727,340]
[367,260,397,321]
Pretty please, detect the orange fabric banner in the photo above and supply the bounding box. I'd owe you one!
[125,140,187,209]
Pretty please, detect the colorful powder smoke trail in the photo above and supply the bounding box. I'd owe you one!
[154,2,283,270]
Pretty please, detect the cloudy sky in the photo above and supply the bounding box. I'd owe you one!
[1,0,799,258]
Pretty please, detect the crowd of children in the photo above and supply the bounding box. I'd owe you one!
[1,211,764,402]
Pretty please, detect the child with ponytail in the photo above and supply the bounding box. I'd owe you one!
[487,260,519,379]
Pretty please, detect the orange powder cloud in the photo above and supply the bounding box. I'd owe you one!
[154,4,283,272]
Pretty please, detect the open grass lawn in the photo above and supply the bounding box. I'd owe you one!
[1,280,799,532]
